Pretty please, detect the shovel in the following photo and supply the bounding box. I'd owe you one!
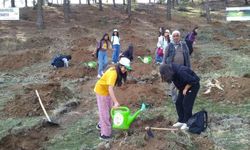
[145,126,178,139]
[35,90,59,126]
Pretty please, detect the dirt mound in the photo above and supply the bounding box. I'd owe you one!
[3,82,74,117]
[0,124,57,150]
[49,66,96,79]
[0,49,49,71]
[192,56,224,73]
[116,82,165,108]
[202,76,250,104]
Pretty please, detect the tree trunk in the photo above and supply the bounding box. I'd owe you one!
[172,0,175,9]
[149,0,151,3]
[127,0,132,24]
[245,0,248,5]
[166,0,171,20]
[113,0,116,7]
[205,0,211,23]
[25,0,28,7]
[63,0,70,23]
[3,0,6,7]
[123,0,126,5]
[99,0,103,11]
[79,0,81,4]
[36,0,45,29]
[176,0,179,5]
[87,0,90,5]
[225,0,228,4]
[11,0,15,7]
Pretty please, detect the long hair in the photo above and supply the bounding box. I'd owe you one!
[165,35,170,43]
[115,64,127,86]
[192,26,198,36]
[159,64,174,83]
[100,33,111,49]
[112,31,119,38]
[159,27,165,37]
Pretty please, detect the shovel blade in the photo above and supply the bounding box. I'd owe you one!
[47,121,59,126]
[146,128,154,138]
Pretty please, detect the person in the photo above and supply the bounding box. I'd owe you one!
[159,64,200,130]
[51,55,72,68]
[97,33,112,78]
[185,26,198,55]
[111,29,121,64]
[119,44,134,61]
[94,57,132,140]
[163,30,191,103]
[155,29,171,64]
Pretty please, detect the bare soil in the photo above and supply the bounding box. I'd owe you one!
[202,76,250,104]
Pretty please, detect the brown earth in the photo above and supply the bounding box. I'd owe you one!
[202,76,250,104]
[192,56,225,73]
[3,82,74,118]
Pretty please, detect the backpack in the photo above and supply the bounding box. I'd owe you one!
[187,110,208,134]
[157,47,164,57]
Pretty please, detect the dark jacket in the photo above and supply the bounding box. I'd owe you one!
[172,64,200,91]
[163,41,191,68]
[120,45,133,61]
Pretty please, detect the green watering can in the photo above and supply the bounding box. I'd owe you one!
[111,103,146,130]
[138,56,152,64]
[83,61,97,69]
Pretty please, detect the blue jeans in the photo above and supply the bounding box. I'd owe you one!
[155,53,163,63]
[98,50,108,75]
[112,44,120,63]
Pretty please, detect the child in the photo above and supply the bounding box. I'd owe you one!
[155,29,171,64]
[97,33,112,78]
[94,57,132,140]
[111,29,121,64]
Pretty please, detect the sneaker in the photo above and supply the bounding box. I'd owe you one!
[99,134,111,141]
[96,124,101,130]
[180,123,189,130]
[97,74,101,78]
[172,122,184,127]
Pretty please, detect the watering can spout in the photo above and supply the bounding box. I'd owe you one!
[128,103,146,125]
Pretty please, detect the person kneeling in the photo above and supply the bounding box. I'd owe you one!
[160,64,200,130]
[51,55,72,68]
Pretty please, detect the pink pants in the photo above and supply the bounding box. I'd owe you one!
[96,94,113,136]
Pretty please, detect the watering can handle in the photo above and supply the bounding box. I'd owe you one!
[111,106,130,119]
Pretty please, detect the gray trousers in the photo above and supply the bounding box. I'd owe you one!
[168,82,178,104]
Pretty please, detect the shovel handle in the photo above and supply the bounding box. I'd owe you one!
[145,126,178,131]
[35,90,52,122]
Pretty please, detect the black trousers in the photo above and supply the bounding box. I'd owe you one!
[175,83,200,123]
[185,40,193,55]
